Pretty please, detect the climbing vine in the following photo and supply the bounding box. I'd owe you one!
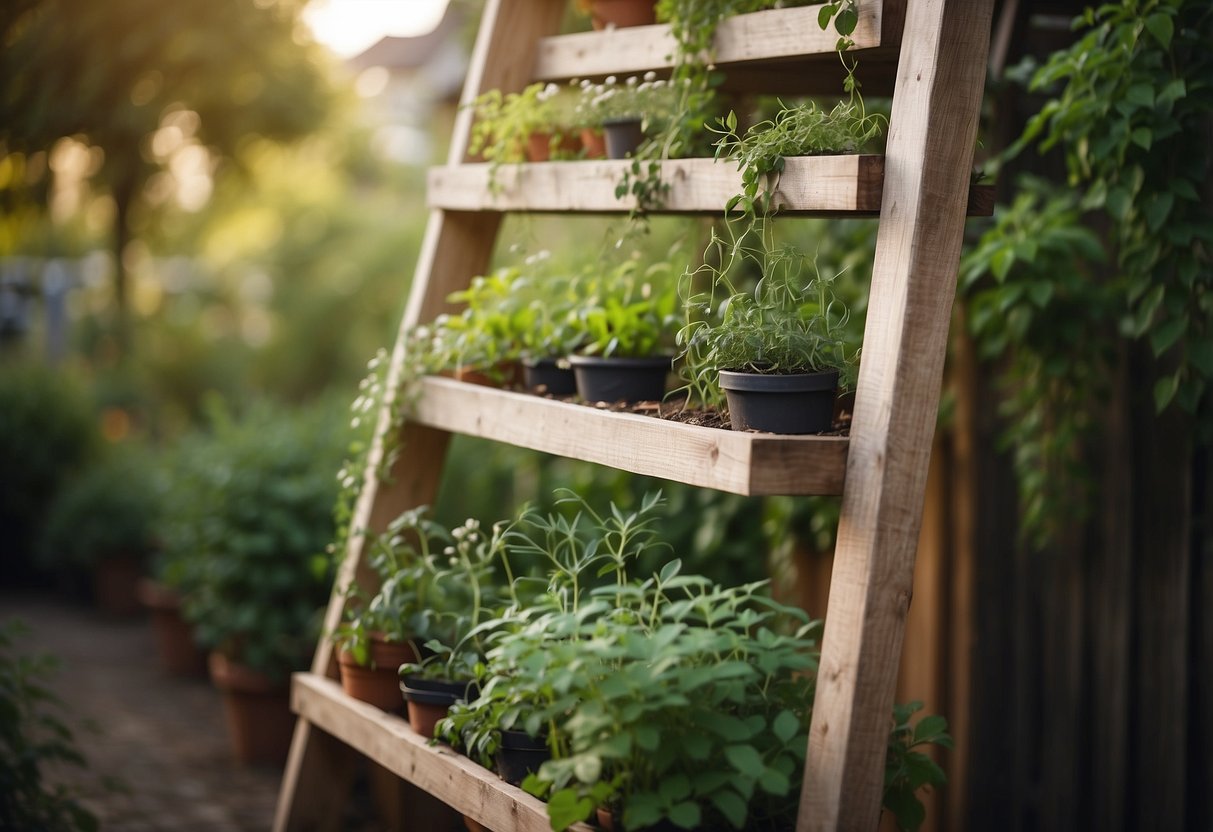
[962,0,1213,546]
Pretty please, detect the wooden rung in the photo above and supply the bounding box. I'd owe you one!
[410,376,849,496]
[429,156,995,217]
[290,673,594,832]
[533,5,884,81]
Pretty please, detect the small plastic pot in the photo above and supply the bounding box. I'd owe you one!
[718,368,840,434]
[603,118,644,159]
[569,355,671,403]
[399,676,473,739]
[522,357,577,395]
[494,730,550,786]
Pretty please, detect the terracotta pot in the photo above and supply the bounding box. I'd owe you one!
[463,815,491,832]
[137,579,207,678]
[587,0,657,30]
[208,652,295,766]
[399,676,472,739]
[581,128,607,159]
[525,131,581,162]
[93,553,142,617]
[337,637,418,712]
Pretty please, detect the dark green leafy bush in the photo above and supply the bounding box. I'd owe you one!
[163,399,346,680]
[0,366,98,577]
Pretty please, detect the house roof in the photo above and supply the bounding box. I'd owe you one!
[347,7,464,73]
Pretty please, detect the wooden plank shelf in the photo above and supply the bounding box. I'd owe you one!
[532,5,884,81]
[411,376,849,496]
[291,673,593,832]
[429,156,995,217]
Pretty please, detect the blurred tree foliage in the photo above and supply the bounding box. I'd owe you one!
[0,0,334,357]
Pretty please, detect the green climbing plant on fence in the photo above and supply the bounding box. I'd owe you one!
[961,0,1213,547]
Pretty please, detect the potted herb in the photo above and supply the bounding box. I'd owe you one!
[422,267,531,388]
[678,244,853,434]
[577,74,682,160]
[469,83,581,171]
[390,511,517,739]
[568,257,680,403]
[330,511,442,712]
[168,400,345,765]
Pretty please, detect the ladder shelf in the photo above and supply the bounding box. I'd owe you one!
[413,376,849,496]
[275,0,996,828]
[429,155,995,217]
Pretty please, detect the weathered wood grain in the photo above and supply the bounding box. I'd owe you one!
[799,0,995,828]
[291,673,594,832]
[412,376,850,497]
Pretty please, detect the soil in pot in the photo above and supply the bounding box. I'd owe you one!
[399,676,473,739]
[719,368,840,434]
[494,730,550,786]
[587,0,657,30]
[338,637,419,712]
[208,652,295,766]
[603,118,644,159]
[138,579,207,678]
[522,357,577,395]
[569,355,671,404]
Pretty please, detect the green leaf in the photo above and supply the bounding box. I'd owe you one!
[1145,12,1174,48]
[1028,281,1054,308]
[546,789,594,831]
[913,714,949,743]
[709,790,748,828]
[1149,316,1186,355]
[1130,127,1152,150]
[818,4,835,30]
[574,755,602,784]
[991,248,1015,282]
[1125,84,1155,108]
[835,7,859,36]
[667,801,701,829]
[772,709,800,743]
[1154,374,1180,411]
[725,744,765,774]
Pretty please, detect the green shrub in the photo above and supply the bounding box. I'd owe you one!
[164,399,347,680]
[0,365,98,578]
[0,621,98,832]
[37,444,164,572]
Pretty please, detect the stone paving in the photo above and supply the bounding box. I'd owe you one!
[4,594,295,831]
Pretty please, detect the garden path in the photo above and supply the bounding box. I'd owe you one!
[4,595,298,831]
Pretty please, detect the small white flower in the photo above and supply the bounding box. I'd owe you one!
[643,71,657,82]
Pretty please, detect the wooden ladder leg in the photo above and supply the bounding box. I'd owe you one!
[798,0,995,829]
[273,3,568,829]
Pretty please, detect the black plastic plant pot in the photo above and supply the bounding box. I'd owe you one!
[399,675,475,699]
[718,368,840,434]
[603,117,644,159]
[494,730,551,786]
[522,357,577,396]
[569,355,671,403]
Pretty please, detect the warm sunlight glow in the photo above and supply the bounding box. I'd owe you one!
[303,0,451,58]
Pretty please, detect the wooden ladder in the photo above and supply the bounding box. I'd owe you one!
[273,0,995,829]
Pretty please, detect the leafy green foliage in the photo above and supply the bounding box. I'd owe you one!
[0,621,98,832]
[678,240,853,408]
[0,365,98,573]
[161,399,346,680]
[573,256,681,359]
[37,443,163,570]
[962,0,1213,545]
[960,180,1111,547]
[882,702,952,832]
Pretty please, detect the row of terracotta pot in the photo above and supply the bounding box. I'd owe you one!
[525,119,645,164]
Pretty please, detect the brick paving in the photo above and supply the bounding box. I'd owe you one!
[4,595,289,831]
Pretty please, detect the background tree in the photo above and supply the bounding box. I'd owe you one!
[0,0,334,359]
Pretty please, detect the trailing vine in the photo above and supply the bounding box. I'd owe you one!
[961,0,1213,546]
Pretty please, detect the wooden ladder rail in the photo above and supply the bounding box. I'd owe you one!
[799,0,994,828]
[273,3,568,829]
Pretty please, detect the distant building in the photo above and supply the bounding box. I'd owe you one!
[347,7,468,164]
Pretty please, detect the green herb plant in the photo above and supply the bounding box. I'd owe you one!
[574,256,680,359]
[470,82,581,190]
